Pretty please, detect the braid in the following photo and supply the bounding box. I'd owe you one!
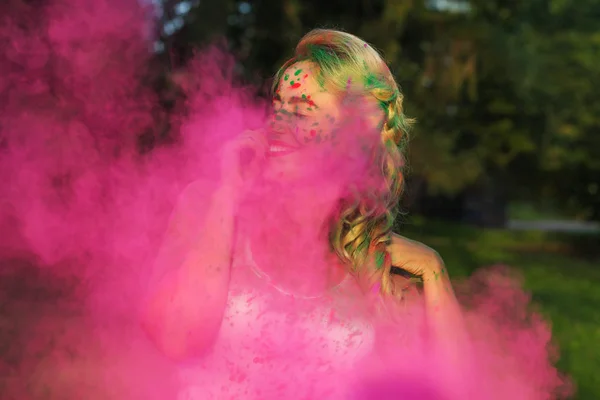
[371,92,412,296]
[331,89,412,297]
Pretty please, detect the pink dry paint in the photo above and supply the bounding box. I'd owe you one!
[0,1,572,399]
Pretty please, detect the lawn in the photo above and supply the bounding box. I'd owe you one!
[397,216,600,400]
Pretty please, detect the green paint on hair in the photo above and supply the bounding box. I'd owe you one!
[375,250,386,269]
[365,74,380,88]
[357,239,369,253]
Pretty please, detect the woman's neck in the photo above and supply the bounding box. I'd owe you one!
[241,180,347,296]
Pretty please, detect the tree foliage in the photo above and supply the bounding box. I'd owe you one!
[156,0,600,219]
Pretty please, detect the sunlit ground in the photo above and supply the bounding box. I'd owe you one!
[399,217,600,400]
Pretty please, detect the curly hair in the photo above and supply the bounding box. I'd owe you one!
[272,29,413,296]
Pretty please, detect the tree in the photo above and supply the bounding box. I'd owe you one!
[154,0,600,221]
[469,0,600,220]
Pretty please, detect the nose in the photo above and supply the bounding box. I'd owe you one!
[268,118,302,147]
[267,126,296,143]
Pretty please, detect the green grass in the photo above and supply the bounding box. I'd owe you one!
[508,201,568,221]
[396,217,600,400]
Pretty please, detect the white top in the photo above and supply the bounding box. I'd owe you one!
[177,238,376,400]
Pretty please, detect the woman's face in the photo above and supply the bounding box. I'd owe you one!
[262,60,384,184]
[262,61,341,180]
[270,61,343,146]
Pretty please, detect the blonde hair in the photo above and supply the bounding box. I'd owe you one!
[272,29,413,296]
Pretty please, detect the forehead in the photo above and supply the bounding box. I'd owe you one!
[277,61,324,97]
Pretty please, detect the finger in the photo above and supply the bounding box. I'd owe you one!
[239,146,257,170]
[243,129,268,149]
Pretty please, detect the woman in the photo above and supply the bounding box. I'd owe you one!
[143,29,465,398]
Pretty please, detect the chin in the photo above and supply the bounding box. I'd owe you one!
[262,159,302,181]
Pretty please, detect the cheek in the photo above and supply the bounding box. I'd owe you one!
[295,115,339,144]
[295,121,321,143]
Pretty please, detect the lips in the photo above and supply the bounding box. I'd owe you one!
[266,139,300,157]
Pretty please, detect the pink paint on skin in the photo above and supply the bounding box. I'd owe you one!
[0,1,572,399]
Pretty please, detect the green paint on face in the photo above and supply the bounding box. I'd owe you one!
[294,69,302,76]
[284,74,289,81]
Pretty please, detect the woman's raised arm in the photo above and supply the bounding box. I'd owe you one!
[141,179,237,360]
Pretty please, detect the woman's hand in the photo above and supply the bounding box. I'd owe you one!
[387,233,446,283]
[220,130,268,193]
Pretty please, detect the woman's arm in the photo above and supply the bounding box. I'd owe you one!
[419,256,466,351]
[387,234,467,355]
[388,232,472,397]
[141,180,237,360]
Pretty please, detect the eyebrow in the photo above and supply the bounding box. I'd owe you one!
[273,94,319,109]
